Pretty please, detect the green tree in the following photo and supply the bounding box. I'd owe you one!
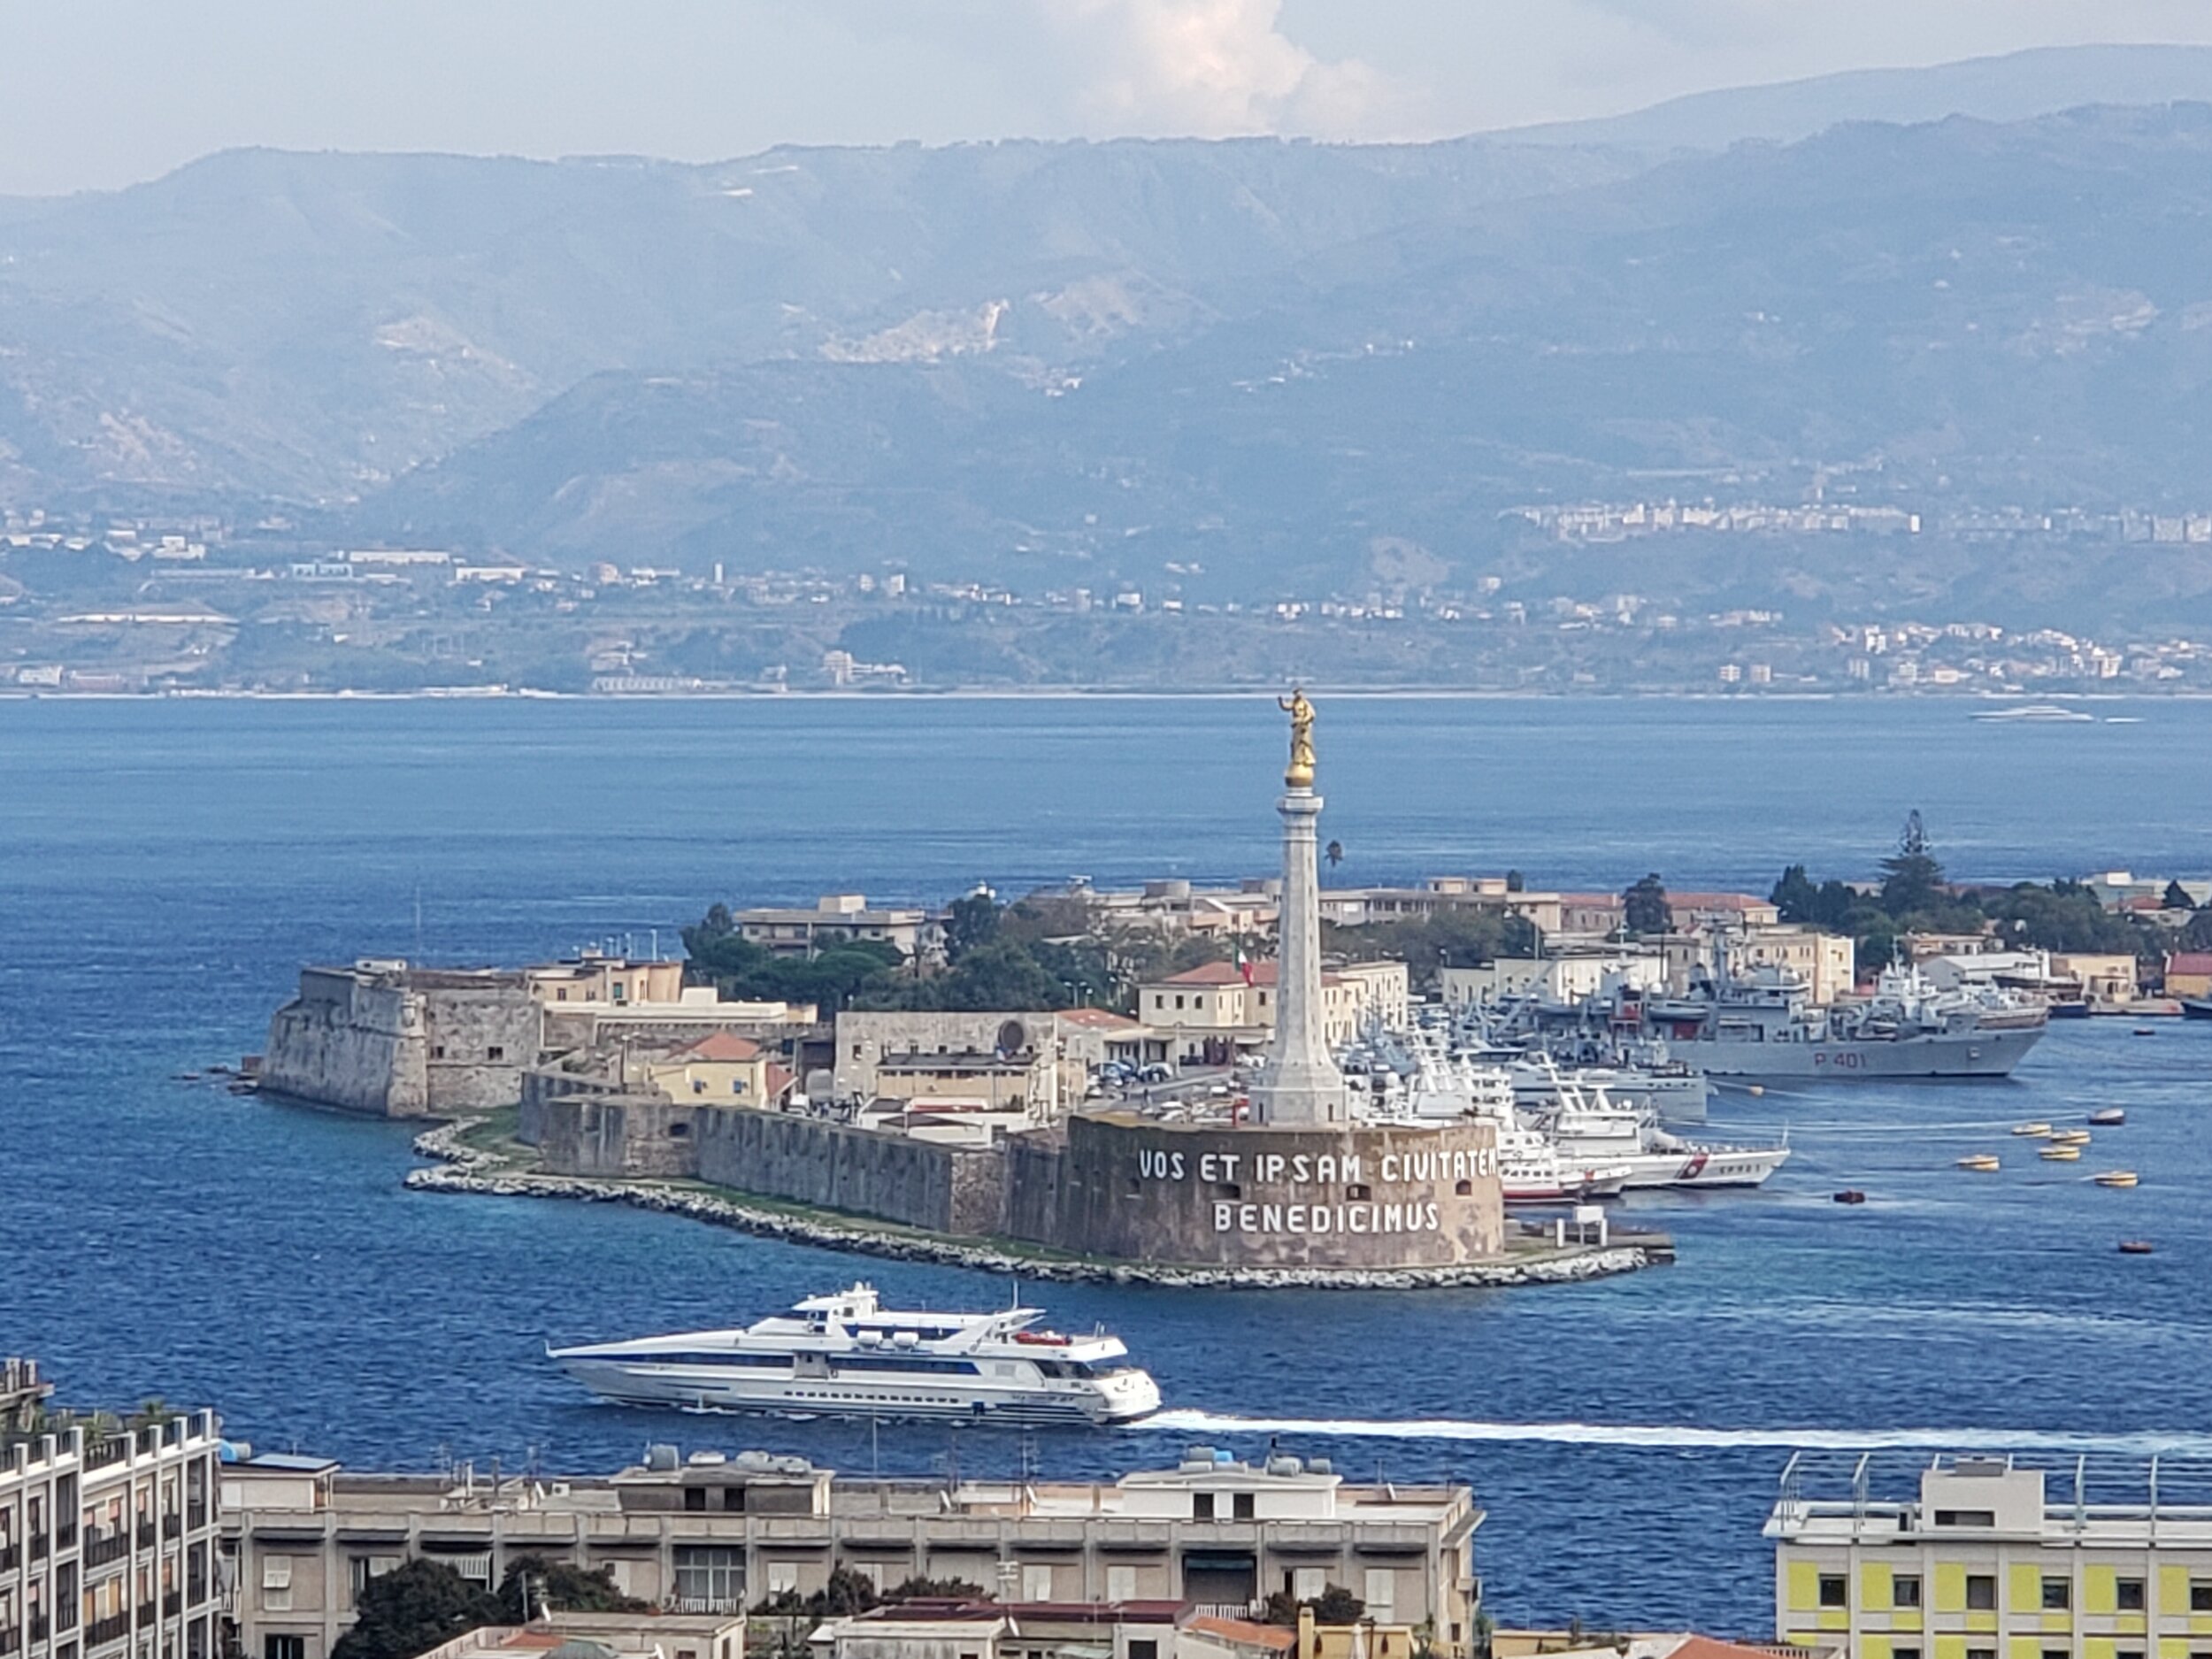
[1622,873,1671,935]
[495,1556,645,1620]
[943,892,1002,963]
[1770,864,1820,925]
[1878,810,1945,917]
[808,1566,883,1617]
[2162,880,2195,911]
[332,1562,503,1659]
[882,1577,987,1603]
[2185,910,2212,952]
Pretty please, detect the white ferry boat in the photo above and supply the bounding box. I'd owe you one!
[549,1285,1161,1427]
[1537,1074,1790,1190]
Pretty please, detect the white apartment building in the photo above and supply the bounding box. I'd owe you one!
[0,1360,226,1659]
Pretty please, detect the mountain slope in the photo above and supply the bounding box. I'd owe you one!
[1498,42,2212,152]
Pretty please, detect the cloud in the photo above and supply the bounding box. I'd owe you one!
[1036,0,1420,139]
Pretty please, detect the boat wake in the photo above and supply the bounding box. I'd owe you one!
[1142,1410,2212,1455]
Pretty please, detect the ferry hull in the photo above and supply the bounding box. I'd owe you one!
[1694,1025,2043,1080]
[554,1356,1159,1428]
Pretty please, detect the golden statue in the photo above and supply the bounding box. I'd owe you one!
[1279,687,1317,787]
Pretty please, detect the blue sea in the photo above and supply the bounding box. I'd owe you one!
[4,695,2211,1635]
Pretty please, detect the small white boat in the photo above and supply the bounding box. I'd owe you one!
[550,1284,1161,1427]
[2093,1170,2139,1188]
[2011,1122,2052,1138]
[2040,1144,2082,1163]
[1956,1154,2001,1172]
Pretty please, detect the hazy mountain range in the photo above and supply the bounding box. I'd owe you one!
[12,45,2212,624]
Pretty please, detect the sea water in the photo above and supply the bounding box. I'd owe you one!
[4,695,2210,1632]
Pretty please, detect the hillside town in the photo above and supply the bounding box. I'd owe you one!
[4,511,2210,694]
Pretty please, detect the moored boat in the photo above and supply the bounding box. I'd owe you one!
[2039,1144,2082,1162]
[2093,1171,2139,1188]
[1956,1154,2001,1172]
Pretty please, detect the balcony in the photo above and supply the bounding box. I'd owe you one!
[0,1625,20,1655]
[32,1534,50,1563]
[162,1594,180,1619]
[134,1604,155,1629]
[55,1526,76,1552]
[85,1614,129,1648]
[84,1531,131,1569]
[134,1525,156,1550]
[0,1541,18,1571]
[184,1505,206,1532]
[31,1615,50,1644]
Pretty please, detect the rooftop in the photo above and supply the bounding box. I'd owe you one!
[667,1032,762,1063]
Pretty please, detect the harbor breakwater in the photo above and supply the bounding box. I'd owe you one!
[403,1121,1663,1290]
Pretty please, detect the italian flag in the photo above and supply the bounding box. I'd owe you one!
[1235,941,1256,985]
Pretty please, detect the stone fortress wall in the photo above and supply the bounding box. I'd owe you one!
[261,963,539,1118]
[1005,1114,1507,1269]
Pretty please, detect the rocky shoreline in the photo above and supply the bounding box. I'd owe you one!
[404,1122,1664,1291]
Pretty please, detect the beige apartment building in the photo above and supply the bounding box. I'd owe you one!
[1770,1453,2212,1659]
[224,1451,1480,1659]
[0,1361,226,1659]
[736,896,936,961]
[1137,963,1409,1068]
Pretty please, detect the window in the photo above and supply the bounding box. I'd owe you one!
[1893,1576,1922,1609]
[1966,1649,1995,1659]
[764,1563,798,1598]
[261,1557,293,1614]
[487,1047,504,1062]
[1293,1570,1326,1601]
[1022,1566,1052,1601]
[2193,1582,2212,1613]
[1893,1648,1921,1659]
[1193,1494,1216,1521]
[347,1559,398,1601]
[1363,1569,1397,1623]
[721,1488,744,1513]
[672,1547,743,1609]
[1214,1183,1240,1202]
[1937,1509,1997,1528]
[1346,1184,1371,1202]
[683,1487,706,1512]
[1967,1576,1996,1610]
[264,1640,304,1659]
[1233,1494,1254,1521]
[1455,1180,1473,1196]
[1818,1575,1847,1609]
[431,1046,446,1060]
[2042,1578,2071,1610]
[1129,1644,1158,1659]
[2117,1579,2146,1612]
[1107,1568,1139,1601]
[2045,1650,2071,1659]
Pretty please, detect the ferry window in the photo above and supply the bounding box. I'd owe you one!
[1817,1576,1847,1609]
[2042,1579,2070,1610]
[2116,1579,2146,1611]
[2193,1583,2212,1612]
[1193,1494,1215,1522]
[1233,1494,1255,1521]
[1892,1575,1922,1609]
[1966,1576,1997,1610]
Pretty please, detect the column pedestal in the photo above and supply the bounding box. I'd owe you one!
[1249,787,1350,1126]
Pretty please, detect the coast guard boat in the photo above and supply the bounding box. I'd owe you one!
[549,1285,1161,1427]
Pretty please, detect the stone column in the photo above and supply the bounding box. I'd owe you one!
[1252,783,1350,1125]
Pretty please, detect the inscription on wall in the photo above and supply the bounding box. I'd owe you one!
[1133,1144,1501,1235]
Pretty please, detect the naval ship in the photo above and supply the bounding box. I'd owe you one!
[1630,963,2046,1080]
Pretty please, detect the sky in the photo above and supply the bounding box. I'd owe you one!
[9,0,2212,196]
